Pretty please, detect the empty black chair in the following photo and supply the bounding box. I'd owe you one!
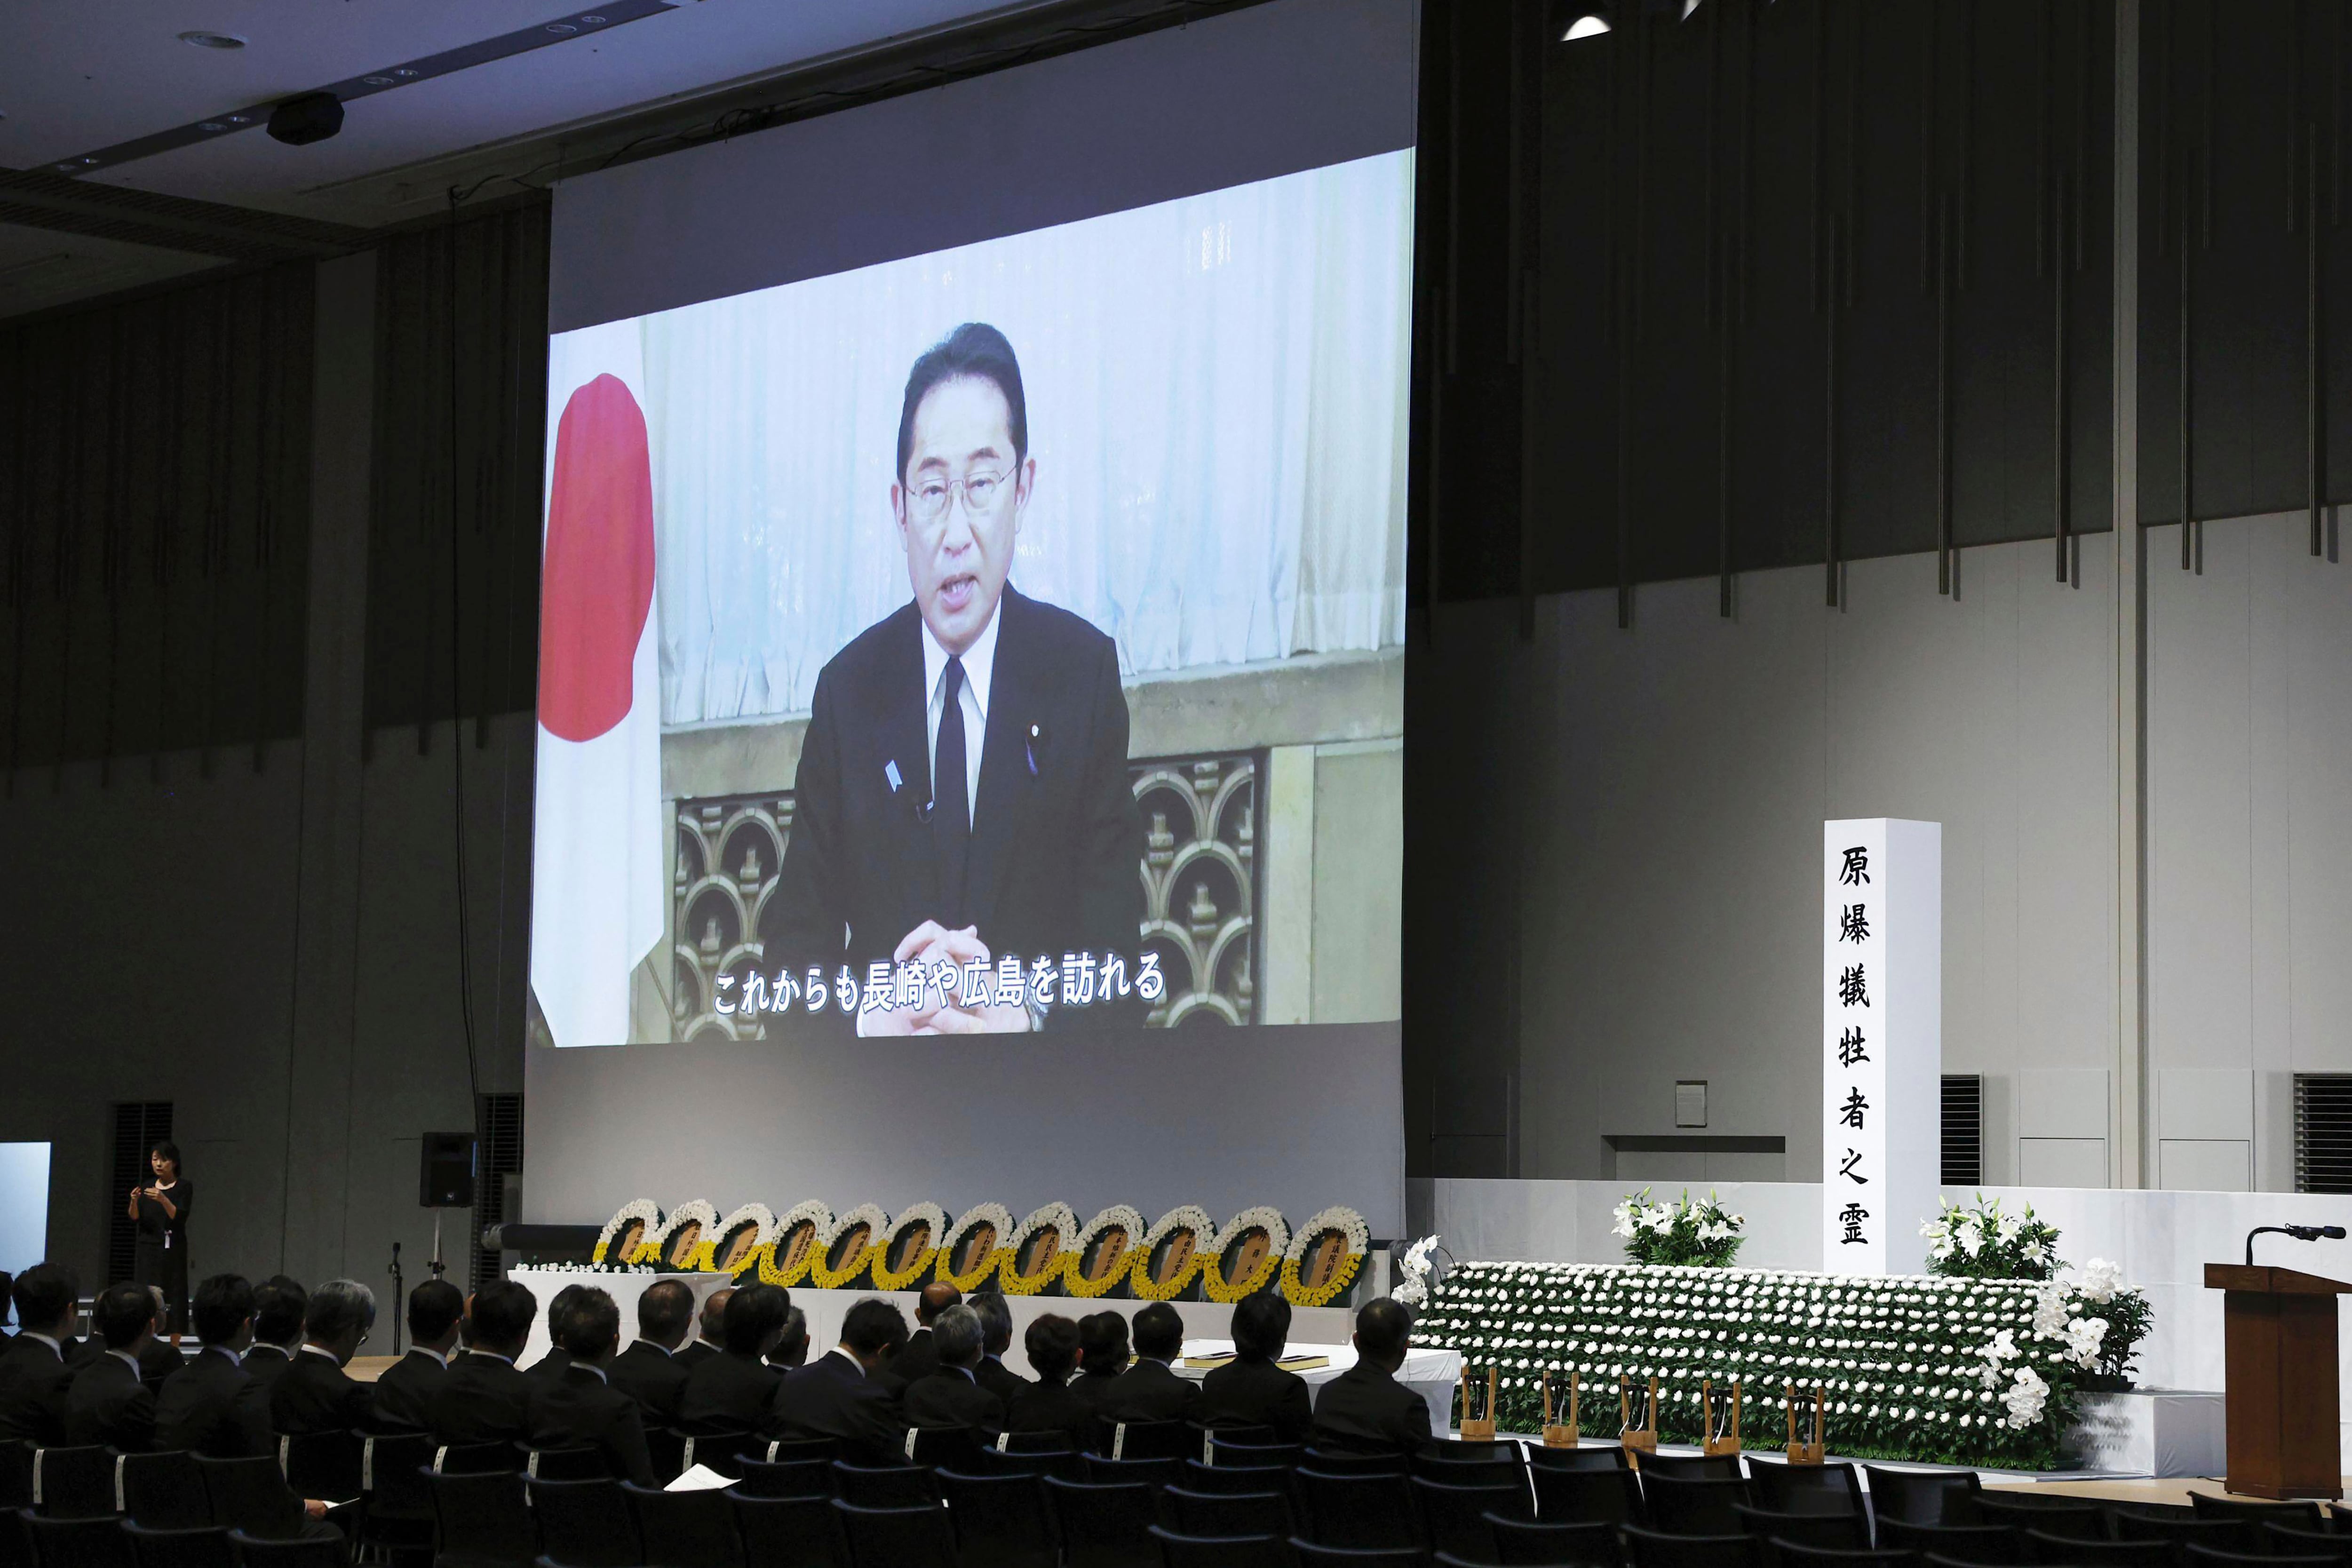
[832,1499,956,1568]
[2111,1512,2258,1554]
[1152,1522,1290,1567]
[1973,1499,2103,1540]
[1875,1520,2019,1564]
[276,1433,361,1505]
[121,1522,233,1568]
[1862,1470,1980,1529]
[2266,1528,2352,1564]
[1420,1455,1533,1518]
[1196,1424,1279,1452]
[904,1426,985,1472]
[1491,1515,1622,1567]
[2184,1548,2336,1568]
[432,1442,522,1476]
[526,1476,637,1568]
[1085,1456,1184,1492]
[1642,1456,1747,1483]
[936,1469,1056,1568]
[1530,1447,1631,1474]
[1296,1470,1419,1551]
[224,1532,345,1567]
[1290,1543,1429,1567]
[2021,1534,2172,1568]
[1769,1545,1913,1568]
[760,1437,838,1465]
[525,1447,609,1483]
[1209,1441,1308,1472]
[116,1453,208,1531]
[357,1431,437,1559]
[727,1491,836,1568]
[1303,1449,1410,1478]
[1533,1467,1646,1530]
[1106,1422,1194,1464]
[2192,1495,2326,1528]
[1179,1460,1295,1498]
[1731,1505,1867,1553]
[424,1467,533,1568]
[20,1514,135,1568]
[620,1480,742,1568]
[645,1427,687,1484]
[676,1432,756,1476]
[1414,1479,1521,1560]
[1163,1485,1293,1540]
[30,1447,113,1520]
[1044,1476,1159,1568]
[729,1457,833,1499]
[831,1460,935,1509]
[191,1458,305,1544]
[1645,1478,1754,1538]
[1747,1464,1863,1520]
[0,1441,32,1511]
[1623,1525,1764,1568]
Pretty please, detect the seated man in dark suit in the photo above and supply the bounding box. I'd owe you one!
[371,1279,464,1433]
[1101,1301,1200,1427]
[676,1284,787,1433]
[271,1279,378,1435]
[134,1292,184,1392]
[607,1279,693,1427]
[767,323,1146,1041]
[0,1265,80,1445]
[968,1293,1029,1409]
[768,1306,810,1372]
[767,1297,907,1465]
[1311,1298,1431,1456]
[428,1281,539,1447]
[879,1283,957,1393]
[899,1304,1004,1434]
[1003,1314,1094,1450]
[239,1278,309,1406]
[524,1284,586,1388]
[1069,1311,1128,1419]
[157,1274,271,1457]
[673,1288,730,1372]
[65,1281,159,1451]
[527,1286,655,1485]
[1198,1292,1312,1443]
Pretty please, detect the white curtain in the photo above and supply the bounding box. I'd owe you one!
[623,149,1415,727]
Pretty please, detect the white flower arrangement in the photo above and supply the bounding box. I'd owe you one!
[1922,1195,2060,1280]
[1130,1206,1217,1302]
[810,1203,890,1289]
[645,1200,719,1270]
[709,1202,778,1275]
[1394,1234,1442,1311]
[871,1201,949,1291]
[1001,1202,1080,1296]
[1205,1207,1292,1303]
[1613,1189,1746,1267]
[938,1202,1016,1292]
[593,1200,662,1266]
[1066,1205,1147,1299]
[2077,1258,2125,1303]
[761,1199,833,1289]
[1281,1207,1373,1309]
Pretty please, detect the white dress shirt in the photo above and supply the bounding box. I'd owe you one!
[920,600,1000,827]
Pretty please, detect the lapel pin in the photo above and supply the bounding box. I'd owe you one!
[884,759,903,794]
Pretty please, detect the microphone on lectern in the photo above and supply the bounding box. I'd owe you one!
[2245,1224,2349,1266]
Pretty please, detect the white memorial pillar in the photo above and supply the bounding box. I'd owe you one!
[1821,819,1941,1275]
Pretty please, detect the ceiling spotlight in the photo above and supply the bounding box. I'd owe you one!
[1561,10,1612,40]
[178,30,246,49]
[199,120,226,131]
[266,91,344,146]
[363,75,394,86]
[545,22,578,33]
[582,14,609,23]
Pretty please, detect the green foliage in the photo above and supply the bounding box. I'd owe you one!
[1613,1189,1746,1269]
[1923,1194,2063,1281]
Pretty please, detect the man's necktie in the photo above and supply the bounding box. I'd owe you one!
[936,656,971,918]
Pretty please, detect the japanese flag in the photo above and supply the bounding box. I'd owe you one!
[529,319,664,1049]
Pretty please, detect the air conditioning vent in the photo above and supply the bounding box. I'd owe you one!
[472,1093,525,1291]
[2294,1075,2352,1194]
[1941,1075,1983,1186]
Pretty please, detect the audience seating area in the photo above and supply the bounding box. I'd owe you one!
[4,1428,2345,1568]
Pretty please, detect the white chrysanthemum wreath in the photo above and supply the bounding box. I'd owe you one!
[760,1200,833,1289]
[1280,1206,1371,1308]
[1129,1206,1217,1302]
[1066,1205,1147,1299]
[644,1200,718,1270]
[594,1200,662,1266]
[1000,1202,1080,1296]
[1204,1207,1291,1302]
[871,1201,950,1291]
[810,1203,890,1289]
[938,1202,1016,1292]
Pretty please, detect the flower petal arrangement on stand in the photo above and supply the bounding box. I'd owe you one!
[1412,1258,2153,1470]
[810,1203,890,1289]
[1281,1207,1371,1308]
[1611,1189,1747,1268]
[593,1200,663,1267]
[761,1200,832,1289]
[1067,1206,1147,1299]
[1000,1203,1081,1296]
[1130,1206,1217,1302]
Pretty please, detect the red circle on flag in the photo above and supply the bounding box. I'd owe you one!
[539,373,656,742]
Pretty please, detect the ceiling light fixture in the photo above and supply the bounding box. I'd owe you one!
[1561,10,1612,40]
[178,30,247,50]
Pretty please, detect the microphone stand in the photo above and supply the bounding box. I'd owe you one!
[388,1241,405,1356]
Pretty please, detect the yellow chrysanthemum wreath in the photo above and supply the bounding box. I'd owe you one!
[811,1204,890,1289]
[645,1200,718,1271]
[593,1201,662,1266]
[1128,1206,1216,1302]
[1202,1207,1290,1303]
[999,1203,1079,1296]
[1065,1206,1145,1299]
[937,1204,1014,1292]
[1279,1206,1370,1307]
[871,1202,948,1291]
[709,1203,778,1276]
[760,1201,832,1289]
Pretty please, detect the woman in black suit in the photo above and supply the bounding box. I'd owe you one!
[128,1142,193,1340]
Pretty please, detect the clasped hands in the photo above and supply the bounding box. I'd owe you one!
[854,920,1032,1035]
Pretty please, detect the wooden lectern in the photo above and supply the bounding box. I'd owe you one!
[2205,1264,2352,1500]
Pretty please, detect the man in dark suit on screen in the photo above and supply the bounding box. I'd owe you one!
[767,323,1145,1035]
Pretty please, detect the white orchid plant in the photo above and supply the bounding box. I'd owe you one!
[1395,1234,1444,1310]
[1412,1255,2152,1470]
[1921,1194,2061,1280]
[1612,1189,1747,1268]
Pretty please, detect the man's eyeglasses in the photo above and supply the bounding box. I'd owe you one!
[906,469,1011,525]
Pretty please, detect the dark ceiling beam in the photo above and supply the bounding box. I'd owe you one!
[0,168,371,263]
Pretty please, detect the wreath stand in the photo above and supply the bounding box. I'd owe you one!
[1700,1378,1742,1457]
[1785,1384,1826,1465]
[1619,1374,1660,1462]
[1541,1369,1580,1449]
[1455,1366,1498,1441]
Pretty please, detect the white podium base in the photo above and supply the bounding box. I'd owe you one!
[2064,1389,2225,1478]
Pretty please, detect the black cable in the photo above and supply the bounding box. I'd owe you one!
[446,188,482,1110]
